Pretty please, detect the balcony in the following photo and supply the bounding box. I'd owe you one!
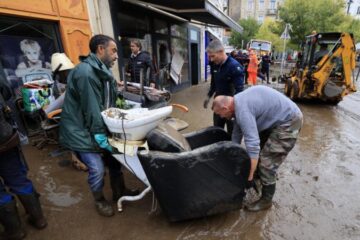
[266,8,278,15]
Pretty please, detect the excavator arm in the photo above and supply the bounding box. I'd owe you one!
[312,33,356,98]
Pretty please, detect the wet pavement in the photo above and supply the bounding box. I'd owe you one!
[13,77,360,240]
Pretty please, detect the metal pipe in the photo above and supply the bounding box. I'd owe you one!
[117,186,152,212]
[140,69,144,96]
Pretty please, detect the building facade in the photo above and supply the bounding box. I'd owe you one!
[229,0,284,23]
[347,0,360,19]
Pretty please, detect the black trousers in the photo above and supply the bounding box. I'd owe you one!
[213,113,233,134]
[261,68,270,83]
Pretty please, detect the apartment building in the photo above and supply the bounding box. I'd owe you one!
[347,0,360,19]
[229,0,284,23]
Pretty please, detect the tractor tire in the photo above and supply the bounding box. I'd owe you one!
[290,81,299,101]
[284,79,292,96]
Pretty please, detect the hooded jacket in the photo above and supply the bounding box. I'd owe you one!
[59,53,117,152]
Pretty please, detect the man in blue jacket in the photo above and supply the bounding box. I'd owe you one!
[60,35,138,217]
[203,40,244,134]
[126,40,155,87]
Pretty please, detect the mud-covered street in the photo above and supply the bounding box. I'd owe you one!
[19,79,360,240]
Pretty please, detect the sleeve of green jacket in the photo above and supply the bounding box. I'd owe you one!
[75,68,107,135]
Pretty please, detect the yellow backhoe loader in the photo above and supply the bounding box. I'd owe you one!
[284,32,357,104]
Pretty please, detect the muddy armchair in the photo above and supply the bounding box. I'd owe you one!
[137,123,250,222]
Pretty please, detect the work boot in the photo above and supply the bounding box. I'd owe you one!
[0,200,26,240]
[246,184,276,212]
[110,174,140,202]
[92,191,114,217]
[17,192,47,229]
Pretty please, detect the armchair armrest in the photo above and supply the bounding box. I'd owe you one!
[184,126,230,149]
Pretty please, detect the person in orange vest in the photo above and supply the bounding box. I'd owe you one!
[247,50,258,86]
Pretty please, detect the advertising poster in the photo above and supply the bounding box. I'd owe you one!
[0,35,54,96]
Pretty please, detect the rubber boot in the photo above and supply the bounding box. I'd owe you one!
[0,200,26,240]
[110,174,140,202]
[246,184,276,212]
[92,191,114,217]
[17,192,47,229]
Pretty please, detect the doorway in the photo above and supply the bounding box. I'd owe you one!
[153,37,171,89]
[190,43,199,85]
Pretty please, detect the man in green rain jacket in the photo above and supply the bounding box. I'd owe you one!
[60,34,137,217]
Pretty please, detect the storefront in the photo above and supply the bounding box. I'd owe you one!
[0,0,92,94]
[0,0,92,139]
[111,0,242,92]
[109,0,193,92]
[128,0,243,84]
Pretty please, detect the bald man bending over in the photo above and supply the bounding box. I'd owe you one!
[212,86,303,211]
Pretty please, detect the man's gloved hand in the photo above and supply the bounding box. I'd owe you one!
[245,180,255,190]
[94,134,112,152]
[203,97,210,109]
[245,179,259,193]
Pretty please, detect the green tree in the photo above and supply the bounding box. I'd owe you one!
[229,18,261,48]
[255,19,283,52]
[337,17,360,42]
[277,0,348,45]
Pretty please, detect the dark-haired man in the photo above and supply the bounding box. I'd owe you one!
[59,34,138,217]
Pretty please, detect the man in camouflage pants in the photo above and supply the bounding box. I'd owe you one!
[212,86,303,211]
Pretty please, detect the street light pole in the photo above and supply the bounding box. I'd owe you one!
[280,23,291,77]
[347,0,353,15]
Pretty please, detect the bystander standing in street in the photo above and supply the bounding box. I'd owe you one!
[247,50,258,86]
[261,53,271,84]
[203,40,244,134]
[212,86,303,211]
[59,34,138,217]
[126,40,155,88]
[237,50,249,84]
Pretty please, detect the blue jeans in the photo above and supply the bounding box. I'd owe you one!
[75,151,122,192]
[0,147,34,206]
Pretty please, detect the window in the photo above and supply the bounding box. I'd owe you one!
[270,0,276,9]
[258,15,264,23]
[170,38,189,85]
[154,19,168,34]
[117,12,150,36]
[259,0,264,9]
[0,16,62,97]
[171,24,187,38]
[248,0,254,10]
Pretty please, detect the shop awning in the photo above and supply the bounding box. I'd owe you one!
[122,0,243,33]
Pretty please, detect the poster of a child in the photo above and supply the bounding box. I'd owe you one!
[15,39,52,80]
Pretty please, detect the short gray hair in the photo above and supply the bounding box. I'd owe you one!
[206,39,224,53]
[212,95,231,110]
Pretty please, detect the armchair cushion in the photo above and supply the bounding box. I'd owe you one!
[184,126,230,149]
[146,122,191,152]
